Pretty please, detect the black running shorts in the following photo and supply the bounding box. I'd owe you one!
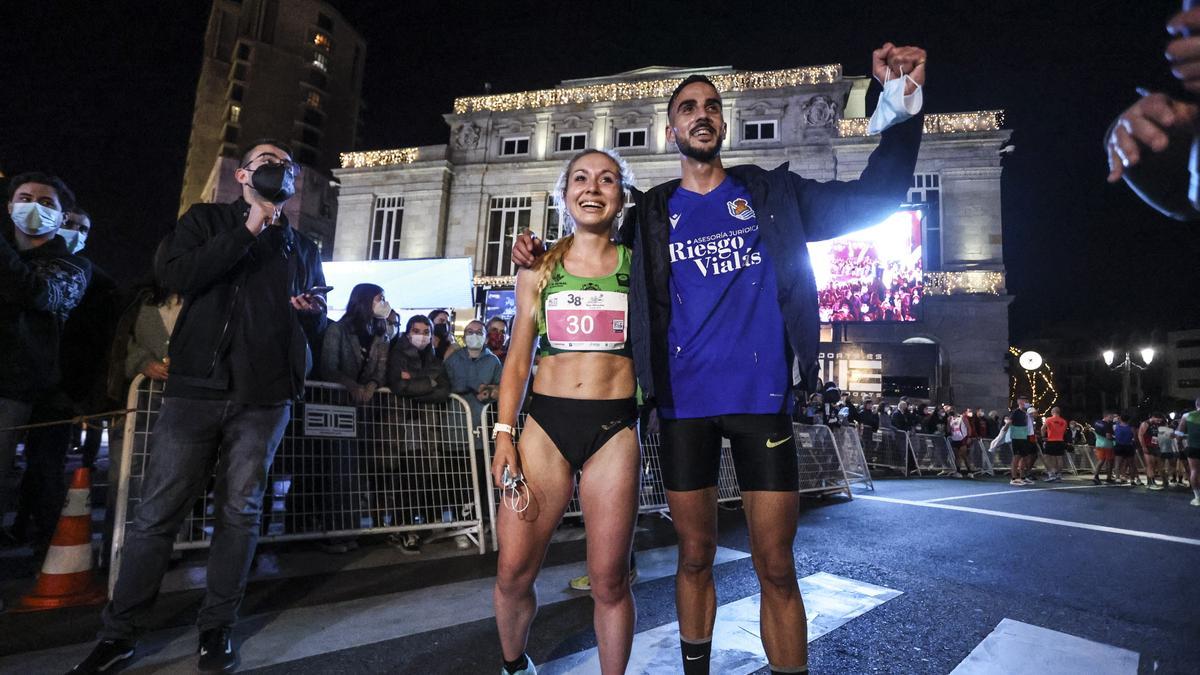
[1043,441,1068,456]
[659,414,799,492]
[1011,438,1036,457]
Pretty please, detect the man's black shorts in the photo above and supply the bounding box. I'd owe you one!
[1011,438,1037,457]
[659,414,799,492]
[1188,446,1200,461]
[1043,440,1068,456]
[1114,443,1136,458]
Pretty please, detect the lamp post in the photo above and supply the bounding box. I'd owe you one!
[1102,348,1155,412]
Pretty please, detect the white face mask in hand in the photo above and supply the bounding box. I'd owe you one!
[867,67,922,135]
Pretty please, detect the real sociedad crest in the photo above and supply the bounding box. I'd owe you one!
[727,198,755,221]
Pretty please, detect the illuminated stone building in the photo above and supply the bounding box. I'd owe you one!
[333,65,1013,409]
[179,0,365,254]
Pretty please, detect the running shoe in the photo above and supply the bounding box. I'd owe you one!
[1191,497,1200,507]
[1149,483,1164,491]
[1010,479,1024,486]
[198,627,238,673]
[455,535,473,549]
[1022,478,1036,485]
[501,659,538,675]
[69,639,136,673]
[569,568,639,591]
[1091,477,1101,485]
[389,533,421,555]
[951,472,963,478]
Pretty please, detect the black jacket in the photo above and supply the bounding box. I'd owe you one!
[156,199,326,401]
[58,260,120,412]
[0,230,92,401]
[626,114,923,411]
[387,334,450,403]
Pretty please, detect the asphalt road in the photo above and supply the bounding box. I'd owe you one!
[2,475,1197,674]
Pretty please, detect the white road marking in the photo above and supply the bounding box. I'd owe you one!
[0,545,750,674]
[950,618,1138,674]
[539,572,902,674]
[858,494,1200,546]
[925,484,1110,502]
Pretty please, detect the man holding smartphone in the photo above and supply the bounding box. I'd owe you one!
[74,140,327,674]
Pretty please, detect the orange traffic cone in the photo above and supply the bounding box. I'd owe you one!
[17,467,107,610]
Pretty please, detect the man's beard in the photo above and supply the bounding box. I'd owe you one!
[676,127,723,162]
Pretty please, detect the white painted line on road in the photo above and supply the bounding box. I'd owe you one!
[925,484,1109,502]
[950,618,1138,674]
[539,571,902,674]
[0,545,751,674]
[858,494,1200,546]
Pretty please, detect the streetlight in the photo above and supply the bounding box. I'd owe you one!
[1100,348,1155,412]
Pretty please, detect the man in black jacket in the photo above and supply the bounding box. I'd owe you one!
[15,207,121,550]
[0,173,90,545]
[75,140,326,675]
[516,44,925,675]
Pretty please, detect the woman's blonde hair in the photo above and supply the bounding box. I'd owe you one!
[532,149,635,302]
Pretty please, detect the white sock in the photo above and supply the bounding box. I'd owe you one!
[1193,488,1200,500]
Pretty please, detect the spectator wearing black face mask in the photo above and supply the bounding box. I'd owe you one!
[429,308,459,360]
[75,140,327,675]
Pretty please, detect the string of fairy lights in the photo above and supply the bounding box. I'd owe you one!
[339,147,420,169]
[1008,346,1060,410]
[339,110,1007,170]
[837,111,1005,137]
[451,65,843,114]
[924,271,1005,296]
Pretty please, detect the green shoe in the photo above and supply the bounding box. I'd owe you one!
[568,568,638,591]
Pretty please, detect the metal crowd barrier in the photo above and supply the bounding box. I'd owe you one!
[829,425,874,490]
[1070,445,1098,474]
[911,433,958,475]
[479,408,856,550]
[479,405,743,551]
[969,438,997,476]
[793,423,854,498]
[863,428,915,474]
[110,375,486,591]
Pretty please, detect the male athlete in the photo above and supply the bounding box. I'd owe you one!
[516,44,925,673]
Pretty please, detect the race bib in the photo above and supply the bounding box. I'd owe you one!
[545,290,627,351]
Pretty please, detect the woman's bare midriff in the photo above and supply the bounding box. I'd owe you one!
[530,351,636,400]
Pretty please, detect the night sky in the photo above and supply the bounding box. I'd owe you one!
[1,0,1196,345]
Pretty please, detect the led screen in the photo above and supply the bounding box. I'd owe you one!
[809,210,924,322]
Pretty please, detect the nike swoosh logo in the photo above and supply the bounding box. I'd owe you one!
[685,655,704,661]
[766,437,790,448]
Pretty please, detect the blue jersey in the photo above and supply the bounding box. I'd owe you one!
[662,176,790,419]
[1113,422,1135,445]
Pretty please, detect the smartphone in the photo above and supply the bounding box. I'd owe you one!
[306,285,334,295]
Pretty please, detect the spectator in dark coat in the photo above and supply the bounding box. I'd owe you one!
[319,283,390,403]
[387,314,450,402]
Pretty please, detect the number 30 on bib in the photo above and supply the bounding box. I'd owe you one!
[544,290,628,351]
